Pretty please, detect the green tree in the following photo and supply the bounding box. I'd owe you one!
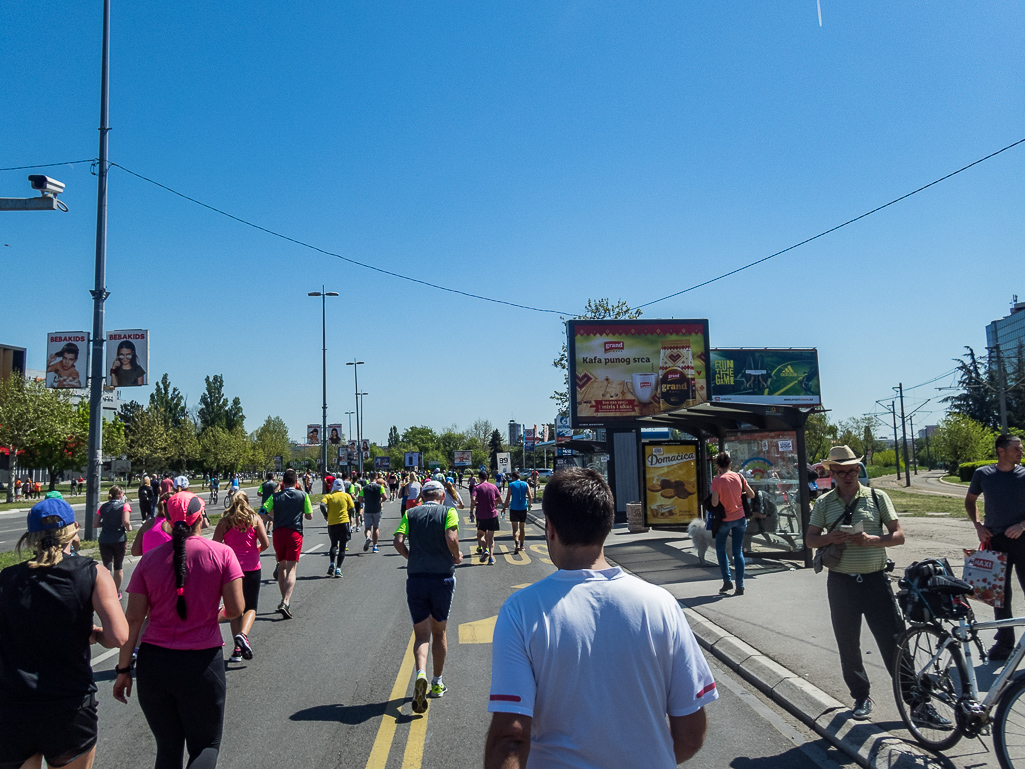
[387,425,400,448]
[803,413,837,462]
[125,406,170,475]
[18,393,79,490]
[489,429,504,473]
[0,377,71,501]
[401,426,439,455]
[149,374,187,428]
[551,298,643,412]
[198,375,244,432]
[931,413,996,471]
[466,419,495,454]
[943,347,999,429]
[167,421,200,472]
[252,416,291,470]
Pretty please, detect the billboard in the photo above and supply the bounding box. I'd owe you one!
[496,452,511,475]
[453,450,472,466]
[568,319,710,427]
[556,415,572,443]
[643,443,700,526]
[710,349,820,406]
[328,424,343,444]
[307,424,321,445]
[405,451,421,468]
[105,329,149,387]
[273,455,283,471]
[45,331,88,389]
[374,456,390,469]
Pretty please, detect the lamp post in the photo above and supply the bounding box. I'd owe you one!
[308,287,338,477]
[344,410,355,472]
[358,392,368,469]
[346,360,364,473]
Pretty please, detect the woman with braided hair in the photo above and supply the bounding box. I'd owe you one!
[113,491,243,769]
[0,498,128,769]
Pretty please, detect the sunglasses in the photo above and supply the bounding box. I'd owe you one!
[831,467,859,478]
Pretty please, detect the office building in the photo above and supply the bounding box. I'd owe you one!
[986,296,1025,362]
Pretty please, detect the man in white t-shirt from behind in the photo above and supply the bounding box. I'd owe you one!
[485,467,717,768]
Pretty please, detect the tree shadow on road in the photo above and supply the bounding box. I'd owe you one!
[290,698,418,726]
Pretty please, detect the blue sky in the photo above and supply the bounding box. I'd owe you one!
[3,2,1022,443]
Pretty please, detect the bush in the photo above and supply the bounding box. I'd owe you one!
[958,459,1025,482]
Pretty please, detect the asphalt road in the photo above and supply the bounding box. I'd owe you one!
[84,487,852,769]
[871,469,968,499]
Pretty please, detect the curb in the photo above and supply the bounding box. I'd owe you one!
[526,509,928,769]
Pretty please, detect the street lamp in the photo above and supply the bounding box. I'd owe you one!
[308,287,339,476]
[346,360,364,473]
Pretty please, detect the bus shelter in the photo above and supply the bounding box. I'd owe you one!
[640,402,818,567]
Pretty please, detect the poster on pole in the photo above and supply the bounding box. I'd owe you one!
[556,415,572,443]
[453,450,472,467]
[496,452,511,476]
[361,439,370,452]
[328,424,343,444]
[404,452,421,468]
[374,456,390,469]
[567,319,710,427]
[45,331,88,389]
[710,349,820,405]
[307,424,321,445]
[105,329,149,387]
[643,443,700,526]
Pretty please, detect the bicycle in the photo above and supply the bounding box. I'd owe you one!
[209,487,219,505]
[892,561,1025,768]
[224,486,237,509]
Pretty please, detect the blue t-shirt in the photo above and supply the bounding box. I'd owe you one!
[509,480,529,510]
[969,464,1025,534]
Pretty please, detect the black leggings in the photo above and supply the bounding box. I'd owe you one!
[328,523,351,568]
[136,644,225,769]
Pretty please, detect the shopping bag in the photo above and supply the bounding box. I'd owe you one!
[963,545,1008,609]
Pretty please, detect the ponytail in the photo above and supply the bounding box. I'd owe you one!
[172,520,191,620]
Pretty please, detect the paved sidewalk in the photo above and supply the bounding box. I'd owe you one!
[528,503,1002,768]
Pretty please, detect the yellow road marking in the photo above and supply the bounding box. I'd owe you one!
[401,705,429,769]
[529,543,554,565]
[495,542,531,565]
[365,632,418,769]
[458,615,498,644]
[510,583,532,589]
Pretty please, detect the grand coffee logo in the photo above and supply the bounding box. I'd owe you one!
[604,341,624,352]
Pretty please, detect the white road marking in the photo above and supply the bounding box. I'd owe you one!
[302,543,324,555]
[91,647,120,665]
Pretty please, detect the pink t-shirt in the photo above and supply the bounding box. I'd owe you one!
[711,471,747,522]
[128,536,243,650]
[472,482,500,519]
[222,524,262,572]
[141,520,172,553]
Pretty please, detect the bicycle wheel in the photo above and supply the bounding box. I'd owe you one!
[892,624,966,751]
[994,674,1025,769]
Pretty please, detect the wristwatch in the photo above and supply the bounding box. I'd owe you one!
[114,665,133,676]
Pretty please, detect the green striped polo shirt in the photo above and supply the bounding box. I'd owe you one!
[809,485,898,574]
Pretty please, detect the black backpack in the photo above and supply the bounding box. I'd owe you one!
[897,558,974,624]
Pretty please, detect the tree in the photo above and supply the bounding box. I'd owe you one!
[931,413,996,471]
[943,347,999,429]
[124,406,170,475]
[117,400,144,431]
[803,413,837,463]
[168,420,200,472]
[401,426,439,455]
[18,393,79,490]
[489,429,504,473]
[388,425,400,448]
[198,375,233,432]
[252,416,291,470]
[467,419,495,450]
[551,298,643,412]
[149,374,187,428]
[0,377,72,501]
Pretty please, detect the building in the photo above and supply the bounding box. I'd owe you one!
[986,296,1025,363]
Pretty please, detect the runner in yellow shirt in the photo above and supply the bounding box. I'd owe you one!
[321,479,355,578]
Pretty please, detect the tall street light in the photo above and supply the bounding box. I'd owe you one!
[346,360,364,473]
[308,287,338,477]
[345,411,355,451]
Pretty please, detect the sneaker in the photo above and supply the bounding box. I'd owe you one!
[488,556,495,565]
[476,545,483,554]
[852,697,873,720]
[412,672,429,714]
[513,545,519,554]
[327,565,335,576]
[373,545,379,553]
[989,643,1014,662]
[364,537,372,552]
[719,580,734,595]
[278,602,293,620]
[429,682,447,698]
[234,633,253,660]
[229,647,243,663]
[911,702,953,730]
[117,591,122,600]
[735,586,745,596]
[480,549,489,564]
[334,568,342,578]
[272,565,279,581]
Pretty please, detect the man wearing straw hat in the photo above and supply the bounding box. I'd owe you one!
[806,445,905,722]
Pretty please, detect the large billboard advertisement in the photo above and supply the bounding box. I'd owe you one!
[45,331,88,389]
[374,456,390,469]
[453,450,472,466]
[643,443,700,526]
[328,424,343,444]
[105,329,149,387]
[405,451,421,468]
[307,424,321,445]
[568,320,710,427]
[710,349,820,406]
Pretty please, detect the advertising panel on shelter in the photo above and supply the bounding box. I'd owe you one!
[643,443,700,526]
[45,331,88,389]
[453,450,472,466]
[327,424,343,444]
[404,452,421,468]
[105,329,149,387]
[568,319,710,427]
[307,424,321,445]
[374,456,390,469]
[555,415,572,443]
[496,452,511,476]
[710,349,820,406]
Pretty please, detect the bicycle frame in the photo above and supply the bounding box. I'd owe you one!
[953,616,1025,714]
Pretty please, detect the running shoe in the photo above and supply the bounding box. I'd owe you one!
[229,647,243,663]
[364,537,372,552]
[480,549,489,564]
[412,672,429,714]
[278,602,293,620]
[476,545,483,554]
[429,682,447,699]
[488,556,495,565]
[327,565,335,576]
[334,568,342,578]
[234,633,253,660]
[373,545,379,553]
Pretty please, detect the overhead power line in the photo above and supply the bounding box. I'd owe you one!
[0,159,97,172]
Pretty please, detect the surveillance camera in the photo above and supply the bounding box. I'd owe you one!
[27,175,65,196]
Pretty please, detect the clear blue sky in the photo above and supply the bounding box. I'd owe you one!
[3,2,1022,443]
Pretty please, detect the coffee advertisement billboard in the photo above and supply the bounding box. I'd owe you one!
[105,329,149,387]
[45,331,88,389]
[710,349,820,406]
[567,319,710,427]
[643,443,699,526]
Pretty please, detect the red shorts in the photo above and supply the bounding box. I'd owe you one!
[273,528,303,562]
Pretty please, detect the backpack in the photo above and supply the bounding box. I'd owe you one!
[897,558,974,624]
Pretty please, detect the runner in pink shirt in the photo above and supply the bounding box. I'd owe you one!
[214,491,270,663]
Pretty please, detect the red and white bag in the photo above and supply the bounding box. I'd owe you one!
[963,544,1008,609]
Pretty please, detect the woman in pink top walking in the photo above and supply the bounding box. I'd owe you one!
[213,491,269,663]
[710,451,755,597]
[131,492,173,556]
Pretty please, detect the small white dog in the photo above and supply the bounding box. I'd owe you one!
[687,518,733,566]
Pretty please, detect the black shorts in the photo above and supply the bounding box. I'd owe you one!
[241,569,261,614]
[509,509,528,523]
[476,516,500,532]
[99,541,126,570]
[0,695,98,769]
[406,574,456,624]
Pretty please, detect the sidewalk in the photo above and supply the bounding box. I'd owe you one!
[528,505,997,769]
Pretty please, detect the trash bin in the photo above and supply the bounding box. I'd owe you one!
[626,502,649,533]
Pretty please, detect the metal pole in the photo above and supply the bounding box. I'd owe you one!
[86,0,111,541]
[354,364,361,475]
[320,287,327,478]
[898,384,911,488]
[909,413,918,475]
[891,402,901,481]
[995,346,1009,435]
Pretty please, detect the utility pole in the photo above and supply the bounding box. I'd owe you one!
[86,0,111,542]
[898,384,911,488]
[890,401,901,481]
[909,413,918,475]
[994,345,1009,435]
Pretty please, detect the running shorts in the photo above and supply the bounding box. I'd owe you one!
[0,695,98,769]
[509,508,528,523]
[363,511,383,530]
[241,569,261,613]
[273,527,303,562]
[476,516,500,532]
[99,541,127,570]
[406,574,456,624]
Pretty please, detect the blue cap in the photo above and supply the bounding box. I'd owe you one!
[27,498,77,532]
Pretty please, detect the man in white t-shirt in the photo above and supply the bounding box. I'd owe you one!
[485,467,716,769]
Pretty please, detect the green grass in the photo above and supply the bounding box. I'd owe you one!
[942,475,970,485]
[884,488,973,518]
